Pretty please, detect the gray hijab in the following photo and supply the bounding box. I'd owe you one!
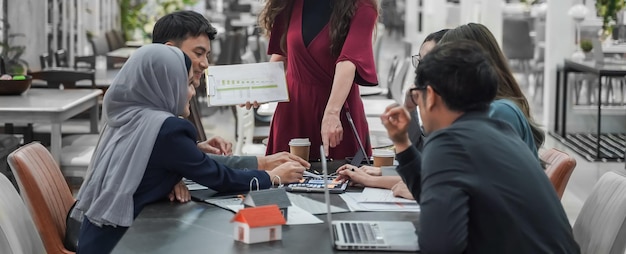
[71,44,189,227]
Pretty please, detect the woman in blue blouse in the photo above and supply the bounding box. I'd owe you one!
[72,44,304,253]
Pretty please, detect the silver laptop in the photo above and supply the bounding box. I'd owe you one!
[321,146,419,251]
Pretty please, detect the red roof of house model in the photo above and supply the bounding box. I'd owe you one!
[231,205,287,228]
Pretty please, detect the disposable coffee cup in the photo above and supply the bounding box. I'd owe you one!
[373,149,395,167]
[289,138,311,161]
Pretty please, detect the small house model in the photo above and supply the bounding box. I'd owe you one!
[242,188,291,220]
[231,205,286,244]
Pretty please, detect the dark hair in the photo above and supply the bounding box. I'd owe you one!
[259,0,378,56]
[416,40,498,112]
[439,23,545,148]
[152,11,217,44]
[423,29,449,44]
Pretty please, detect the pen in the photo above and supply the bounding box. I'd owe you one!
[304,171,322,179]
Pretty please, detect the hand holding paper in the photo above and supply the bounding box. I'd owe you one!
[206,62,289,106]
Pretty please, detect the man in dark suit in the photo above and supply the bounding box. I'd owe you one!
[381,40,579,253]
[152,11,310,202]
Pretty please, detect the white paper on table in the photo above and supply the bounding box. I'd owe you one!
[286,192,348,214]
[359,187,417,204]
[223,204,322,225]
[339,193,420,212]
[205,62,289,106]
[186,183,209,191]
[285,205,323,225]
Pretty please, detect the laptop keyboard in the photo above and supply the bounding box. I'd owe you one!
[341,222,385,244]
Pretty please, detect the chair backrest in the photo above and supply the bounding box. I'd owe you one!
[385,56,399,99]
[573,171,626,254]
[540,148,576,199]
[188,94,208,142]
[30,69,95,89]
[0,173,46,254]
[502,17,534,60]
[216,30,245,65]
[7,142,75,254]
[113,30,126,46]
[235,106,256,155]
[89,36,110,56]
[40,52,53,69]
[105,30,123,51]
[389,57,411,104]
[55,49,70,68]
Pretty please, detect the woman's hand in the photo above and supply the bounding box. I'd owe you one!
[359,165,382,176]
[336,164,374,186]
[391,181,415,200]
[168,180,191,203]
[267,162,305,185]
[321,112,343,156]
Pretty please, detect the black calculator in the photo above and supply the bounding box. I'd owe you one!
[285,177,348,193]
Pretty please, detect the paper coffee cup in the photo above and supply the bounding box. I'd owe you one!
[373,149,395,167]
[289,138,311,161]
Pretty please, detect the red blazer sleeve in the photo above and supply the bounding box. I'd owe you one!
[267,11,288,56]
[337,2,378,85]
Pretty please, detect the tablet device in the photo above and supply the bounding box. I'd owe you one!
[286,176,348,194]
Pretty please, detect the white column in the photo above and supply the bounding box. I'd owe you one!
[480,0,503,47]
[543,0,574,129]
[459,0,480,24]
[423,0,447,35]
[8,0,47,71]
[61,0,68,54]
[405,0,419,46]
[52,0,58,52]
[69,0,75,67]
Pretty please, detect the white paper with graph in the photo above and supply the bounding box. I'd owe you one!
[205,62,289,106]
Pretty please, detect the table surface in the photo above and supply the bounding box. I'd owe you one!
[564,58,626,75]
[0,89,101,113]
[0,88,102,165]
[113,191,419,254]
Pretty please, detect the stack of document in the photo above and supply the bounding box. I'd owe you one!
[340,187,420,212]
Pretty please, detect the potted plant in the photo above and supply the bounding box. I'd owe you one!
[596,0,626,35]
[0,18,28,75]
[580,39,594,60]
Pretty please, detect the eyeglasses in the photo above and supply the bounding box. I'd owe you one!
[411,54,422,68]
[408,87,424,106]
[409,85,439,106]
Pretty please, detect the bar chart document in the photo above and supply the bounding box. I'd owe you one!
[205,62,289,106]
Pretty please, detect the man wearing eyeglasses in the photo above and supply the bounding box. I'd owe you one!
[381,40,579,253]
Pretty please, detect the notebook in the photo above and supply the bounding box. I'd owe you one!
[321,146,420,251]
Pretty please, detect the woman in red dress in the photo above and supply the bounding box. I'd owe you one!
[259,0,379,161]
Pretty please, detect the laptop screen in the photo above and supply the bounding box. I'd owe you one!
[345,111,371,166]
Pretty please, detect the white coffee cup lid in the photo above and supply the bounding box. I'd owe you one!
[289,138,311,146]
[372,149,395,157]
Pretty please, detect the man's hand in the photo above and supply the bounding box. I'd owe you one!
[267,162,305,184]
[257,152,311,170]
[197,136,233,155]
[391,181,415,200]
[240,101,260,110]
[380,104,412,153]
[168,180,191,203]
[321,112,343,156]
